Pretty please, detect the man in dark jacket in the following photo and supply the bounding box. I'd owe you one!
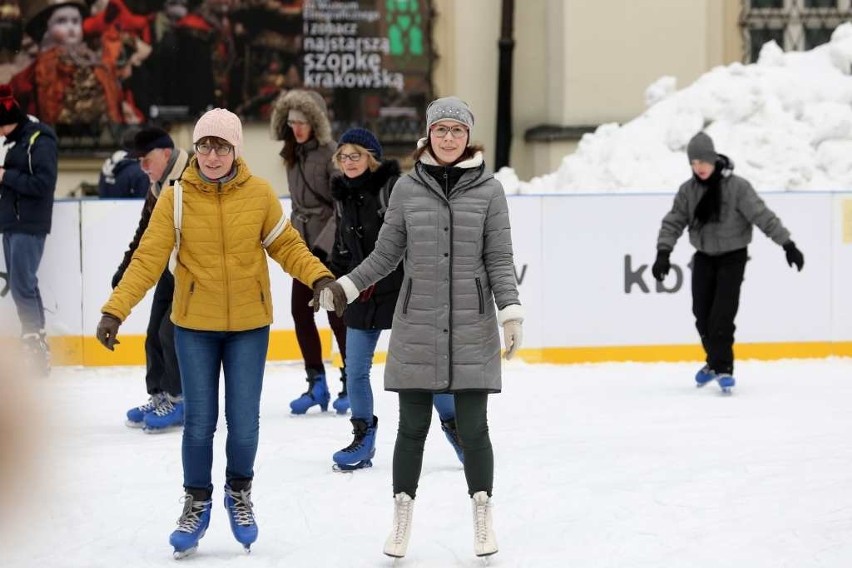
[0,84,57,376]
[114,126,189,432]
[97,129,149,198]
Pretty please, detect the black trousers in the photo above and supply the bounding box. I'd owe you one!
[691,248,748,375]
[393,390,493,498]
[145,271,181,396]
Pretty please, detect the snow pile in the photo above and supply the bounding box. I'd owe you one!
[498,24,852,194]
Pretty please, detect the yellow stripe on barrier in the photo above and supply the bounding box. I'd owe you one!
[520,342,852,364]
[33,337,852,367]
[52,330,335,366]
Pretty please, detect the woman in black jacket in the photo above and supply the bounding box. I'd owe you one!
[327,128,462,472]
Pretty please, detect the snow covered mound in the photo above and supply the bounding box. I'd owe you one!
[498,24,852,194]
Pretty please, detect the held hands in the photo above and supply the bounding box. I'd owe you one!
[96,314,122,351]
[783,241,804,272]
[311,277,348,317]
[502,320,523,360]
[651,250,671,282]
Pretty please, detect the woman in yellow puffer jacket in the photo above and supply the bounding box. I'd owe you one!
[96,108,336,559]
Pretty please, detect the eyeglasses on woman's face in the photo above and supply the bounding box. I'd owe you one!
[287,119,309,128]
[195,142,233,156]
[337,152,363,163]
[430,125,468,139]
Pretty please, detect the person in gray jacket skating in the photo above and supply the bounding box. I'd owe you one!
[652,131,804,392]
[317,97,523,559]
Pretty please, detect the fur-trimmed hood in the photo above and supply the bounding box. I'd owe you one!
[331,159,401,200]
[270,89,333,145]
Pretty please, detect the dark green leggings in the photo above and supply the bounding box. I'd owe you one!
[392,391,493,498]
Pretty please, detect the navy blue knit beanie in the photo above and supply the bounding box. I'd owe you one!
[338,128,382,159]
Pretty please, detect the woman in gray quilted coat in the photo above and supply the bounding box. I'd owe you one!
[318,97,523,559]
[652,132,805,394]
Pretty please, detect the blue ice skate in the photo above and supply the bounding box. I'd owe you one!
[332,392,350,415]
[224,481,258,552]
[717,374,736,394]
[440,419,465,465]
[333,416,377,471]
[290,371,330,414]
[143,395,184,432]
[695,365,716,388]
[169,490,212,559]
[332,370,350,415]
[125,393,164,428]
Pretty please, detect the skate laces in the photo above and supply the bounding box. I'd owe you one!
[176,495,210,533]
[225,486,256,526]
[391,496,413,544]
[152,397,176,417]
[341,430,366,453]
[137,394,163,413]
[473,497,491,543]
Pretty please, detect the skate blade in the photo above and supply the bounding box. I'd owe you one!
[125,420,145,429]
[143,424,184,434]
[332,460,373,472]
[173,545,198,559]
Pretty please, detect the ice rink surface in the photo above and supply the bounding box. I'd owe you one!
[3,358,852,567]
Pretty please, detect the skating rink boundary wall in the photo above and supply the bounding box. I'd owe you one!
[2,192,851,367]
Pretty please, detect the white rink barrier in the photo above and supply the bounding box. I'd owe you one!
[1,192,849,366]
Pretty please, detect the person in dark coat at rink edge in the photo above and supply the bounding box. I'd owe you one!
[652,131,805,393]
[97,129,149,198]
[0,84,58,377]
[318,96,524,560]
[113,127,189,432]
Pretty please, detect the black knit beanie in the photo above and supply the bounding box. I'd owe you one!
[0,85,25,127]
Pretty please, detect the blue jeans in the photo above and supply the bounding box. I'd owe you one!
[2,232,46,334]
[174,325,269,490]
[345,327,455,422]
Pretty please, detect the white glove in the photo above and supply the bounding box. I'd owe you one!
[502,320,523,360]
[319,276,359,311]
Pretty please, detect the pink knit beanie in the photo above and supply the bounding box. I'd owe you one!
[193,108,243,157]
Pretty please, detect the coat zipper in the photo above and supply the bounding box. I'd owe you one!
[475,277,484,314]
[402,278,413,314]
[183,281,195,317]
[218,183,231,328]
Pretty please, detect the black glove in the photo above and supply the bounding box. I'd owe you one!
[651,250,671,282]
[111,267,125,289]
[783,241,804,272]
[96,314,122,351]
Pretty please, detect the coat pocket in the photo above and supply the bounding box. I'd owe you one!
[258,280,269,317]
[181,280,195,318]
[402,278,413,315]
[475,277,485,315]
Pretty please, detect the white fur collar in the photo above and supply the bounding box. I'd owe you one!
[416,138,484,169]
